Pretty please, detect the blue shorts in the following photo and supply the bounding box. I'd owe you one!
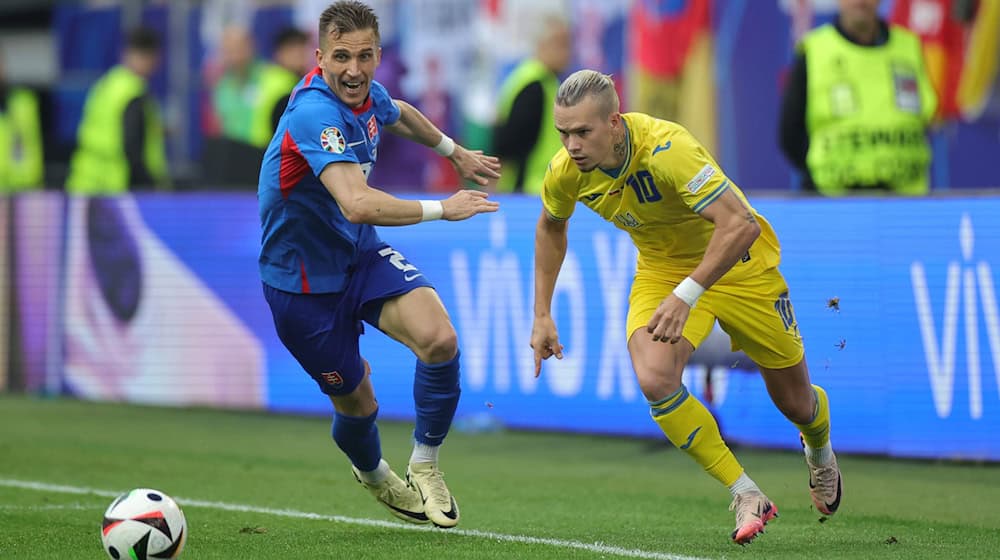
[263,244,433,395]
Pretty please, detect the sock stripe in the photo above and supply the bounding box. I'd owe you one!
[648,385,686,408]
[649,385,690,417]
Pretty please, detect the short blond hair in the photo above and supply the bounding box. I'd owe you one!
[555,70,619,116]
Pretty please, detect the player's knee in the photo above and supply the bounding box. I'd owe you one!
[416,325,458,364]
[636,371,683,403]
[330,388,377,417]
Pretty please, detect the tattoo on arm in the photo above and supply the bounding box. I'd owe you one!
[744,211,757,224]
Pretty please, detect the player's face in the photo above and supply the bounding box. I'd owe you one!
[125,50,161,79]
[838,0,880,27]
[554,96,619,172]
[317,28,381,108]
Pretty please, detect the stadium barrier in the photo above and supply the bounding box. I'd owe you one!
[4,192,1000,461]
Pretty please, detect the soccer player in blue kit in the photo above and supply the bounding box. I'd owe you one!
[258,1,500,528]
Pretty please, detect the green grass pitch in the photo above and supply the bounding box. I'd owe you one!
[1,395,997,559]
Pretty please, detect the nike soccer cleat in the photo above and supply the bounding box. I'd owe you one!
[729,491,778,545]
[806,452,843,516]
[352,462,429,525]
[406,462,460,528]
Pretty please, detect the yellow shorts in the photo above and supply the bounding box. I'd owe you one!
[627,266,805,369]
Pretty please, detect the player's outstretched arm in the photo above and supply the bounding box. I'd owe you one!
[531,210,568,376]
[386,100,501,186]
[320,162,497,226]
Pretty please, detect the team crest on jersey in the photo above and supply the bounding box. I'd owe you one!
[366,115,378,142]
[320,127,346,153]
[320,371,344,388]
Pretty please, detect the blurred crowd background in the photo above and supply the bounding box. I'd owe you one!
[0,0,998,193]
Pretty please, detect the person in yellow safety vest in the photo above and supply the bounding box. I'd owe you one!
[65,28,169,195]
[267,27,311,134]
[491,13,573,195]
[0,50,44,193]
[213,25,304,149]
[778,0,937,196]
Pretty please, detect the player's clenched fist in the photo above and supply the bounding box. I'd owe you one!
[441,189,500,221]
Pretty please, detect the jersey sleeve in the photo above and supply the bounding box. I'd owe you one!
[370,80,402,125]
[540,160,577,220]
[286,101,359,176]
[652,134,732,214]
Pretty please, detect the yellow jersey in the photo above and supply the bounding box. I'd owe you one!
[541,113,781,281]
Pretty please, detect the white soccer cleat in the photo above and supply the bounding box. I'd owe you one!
[806,452,843,516]
[352,463,429,524]
[729,490,778,545]
[406,462,460,528]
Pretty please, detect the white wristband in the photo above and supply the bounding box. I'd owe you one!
[419,200,444,222]
[672,277,705,307]
[433,134,455,157]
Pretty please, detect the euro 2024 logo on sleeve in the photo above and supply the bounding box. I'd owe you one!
[912,214,1000,420]
[320,127,346,154]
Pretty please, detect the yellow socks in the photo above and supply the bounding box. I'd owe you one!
[796,384,831,449]
[649,385,744,486]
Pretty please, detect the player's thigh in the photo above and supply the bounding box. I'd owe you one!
[262,284,368,397]
[375,287,457,360]
[708,268,805,370]
[627,329,696,401]
[627,269,716,350]
[353,243,456,361]
[627,271,713,400]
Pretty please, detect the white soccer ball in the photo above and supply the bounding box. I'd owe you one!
[101,488,187,560]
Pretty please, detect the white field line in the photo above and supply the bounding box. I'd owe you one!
[0,478,710,560]
[0,503,95,511]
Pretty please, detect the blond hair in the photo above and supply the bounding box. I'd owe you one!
[555,70,619,116]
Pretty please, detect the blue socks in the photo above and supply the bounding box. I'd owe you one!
[332,409,382,472]
[413,350,461,446]
[333,350,461,468]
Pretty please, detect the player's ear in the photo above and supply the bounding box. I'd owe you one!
[609,111,621,129]
[314,47,323,66]
[375,46,382,65]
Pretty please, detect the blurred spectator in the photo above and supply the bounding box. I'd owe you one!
[213,25,302,149]
[778,0,937,196]
[65,27,169,195]
[491,13,572,195]
[212,25,260,145]
[203,25,305,189]
[0,48,44,193]
[269,27,311,132]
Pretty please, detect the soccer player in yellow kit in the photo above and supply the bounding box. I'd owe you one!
[530,70,843,545]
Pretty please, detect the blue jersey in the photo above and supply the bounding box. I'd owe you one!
[258,68,402,293]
